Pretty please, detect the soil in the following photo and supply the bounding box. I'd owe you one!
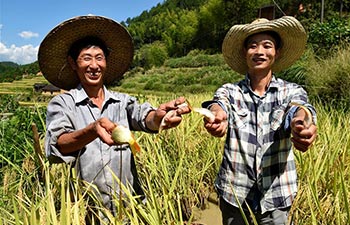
[192,192,223,225]
[193,201,222,225]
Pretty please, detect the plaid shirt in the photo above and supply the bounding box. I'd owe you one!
[203,75,316,214]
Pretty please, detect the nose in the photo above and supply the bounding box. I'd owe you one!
[255,45,264,55]
[88,58,99,69]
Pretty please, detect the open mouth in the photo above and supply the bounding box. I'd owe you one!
[87,71,101,78]
[253,57,266,63]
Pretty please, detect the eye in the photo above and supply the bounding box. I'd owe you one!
[82,56,92,62]
[248,43,257,49]
[96,55,105,61]
[263,41,274,49]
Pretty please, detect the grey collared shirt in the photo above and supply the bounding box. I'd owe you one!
[45,84,155,209]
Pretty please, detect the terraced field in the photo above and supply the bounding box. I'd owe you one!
[0,75,55,107]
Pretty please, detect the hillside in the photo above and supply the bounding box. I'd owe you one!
[0,61,40,83]
[1,0,350,95]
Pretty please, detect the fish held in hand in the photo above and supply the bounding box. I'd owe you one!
[112,125,141,155]
[159,101,191,132]
[289,102,312,128]
[193,107,215,123]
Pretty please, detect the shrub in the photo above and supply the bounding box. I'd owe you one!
[133,41,168,70]
[308,17,350,58]
[307,45,350,109]
[164,52,225,68]
[0,98,46,168]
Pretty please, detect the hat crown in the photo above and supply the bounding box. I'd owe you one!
[251,18,269,24]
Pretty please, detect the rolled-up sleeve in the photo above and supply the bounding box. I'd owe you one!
[202,84,233,114]
[284,85,317,130]
[45,95,76,164]
[125,95,157,133]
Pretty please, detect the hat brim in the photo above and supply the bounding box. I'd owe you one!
[222,16,307,75]
[38,15,133,90]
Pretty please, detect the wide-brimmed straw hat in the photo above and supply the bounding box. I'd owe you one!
[222,16,307,75]
[38,15,133,90]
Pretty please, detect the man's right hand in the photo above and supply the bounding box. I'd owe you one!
[204,104,228,137]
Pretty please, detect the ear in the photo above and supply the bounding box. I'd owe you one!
[275,49,280,60]
[67,56,77,70]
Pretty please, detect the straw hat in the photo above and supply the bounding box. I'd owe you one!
[222,16,307,75]
[38,15,133,90]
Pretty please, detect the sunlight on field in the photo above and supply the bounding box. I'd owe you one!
[0,89,349,224]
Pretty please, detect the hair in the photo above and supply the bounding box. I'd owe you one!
[244,31,282,49]
[68,36,110,60]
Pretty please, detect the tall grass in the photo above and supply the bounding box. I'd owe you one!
[0,94,349,224]
[0,94,350,225]
[292,101,350,224]
[307,45,350,108]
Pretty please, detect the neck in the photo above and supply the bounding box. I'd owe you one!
[248,70,273,96]
[83,84,105,109]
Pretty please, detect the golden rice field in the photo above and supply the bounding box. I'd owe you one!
[0,76,349,224]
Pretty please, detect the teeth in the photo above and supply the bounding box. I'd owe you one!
[88,72,100,76]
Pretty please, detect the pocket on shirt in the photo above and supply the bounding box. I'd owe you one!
[229,104,248,129]
[270,105,286,131]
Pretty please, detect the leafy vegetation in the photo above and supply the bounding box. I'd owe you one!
[0,61,39,83]
[309,17,350,57]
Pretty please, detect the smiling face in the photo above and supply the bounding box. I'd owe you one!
[72,46,107,88]
[69,45,107,88]
[244,32,280,76]
[67,36,110,90]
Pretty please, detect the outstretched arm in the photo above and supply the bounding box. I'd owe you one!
[57,117,116,155]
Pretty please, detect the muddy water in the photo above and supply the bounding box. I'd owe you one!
[193,201,222,225]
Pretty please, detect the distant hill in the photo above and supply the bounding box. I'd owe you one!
[0,61,39,83]
[0,62,19,68]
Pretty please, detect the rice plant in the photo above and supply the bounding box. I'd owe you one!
[0,94,349,224]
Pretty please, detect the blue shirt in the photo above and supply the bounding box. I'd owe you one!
[203,75,317,213]
[45,84,155,210]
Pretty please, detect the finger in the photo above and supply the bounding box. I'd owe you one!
[175,97,186,106]
[205,121,227,137]
[158,100,177,111]
[176,106,191,115]
[162,115,182,129]
[98,129,115,145]
[292,143,308,152]
[291,137,309,152]
[292,126,316,142]
[291,131,316,150]
[98,118,116,132]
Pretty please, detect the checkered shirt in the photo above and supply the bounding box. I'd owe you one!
[203,75,316,214]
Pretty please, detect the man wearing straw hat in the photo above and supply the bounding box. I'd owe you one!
[201,16,317,224]
[39,15,191,222]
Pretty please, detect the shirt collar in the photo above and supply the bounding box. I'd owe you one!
[242,74,279,92]
[74,84,119,105]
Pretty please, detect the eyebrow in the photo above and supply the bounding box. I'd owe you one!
[246,39,275,46]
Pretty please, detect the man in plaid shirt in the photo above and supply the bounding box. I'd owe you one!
[202,16,317,225]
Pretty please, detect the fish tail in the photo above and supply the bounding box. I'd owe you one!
[130,140,141,155]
